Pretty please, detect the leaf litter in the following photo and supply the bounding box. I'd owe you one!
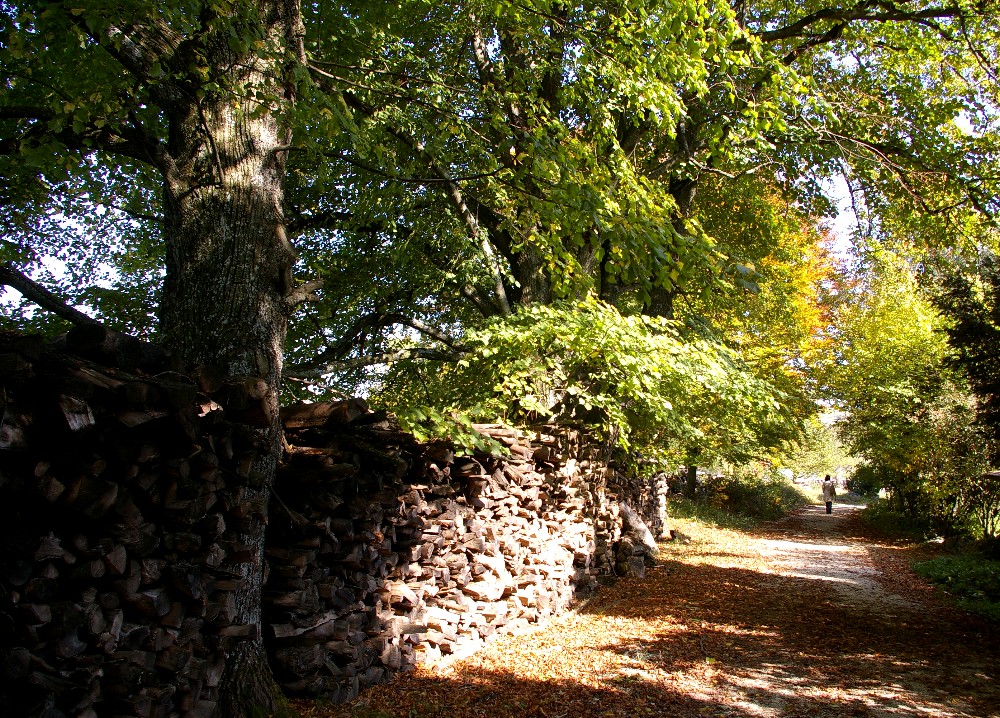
[296,504,1000,718]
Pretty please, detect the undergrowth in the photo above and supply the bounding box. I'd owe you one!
[859,500,928,541]
[829,490,869,506]
[914,554,1000,622]
[861,501,1000,622]
[667,496,757,530]
[668,474,810,528]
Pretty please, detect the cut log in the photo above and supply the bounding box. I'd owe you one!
[58,395,96,432]
[281,398,370,428]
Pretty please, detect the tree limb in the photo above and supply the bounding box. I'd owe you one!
[0,262,101,328]
[460,284,499,317]
[320,85,515,315]
[285,279,324,308]
[780,21,847,66]
[287,208,427,236]
[286,347,464,379]
[295,310,468,373]
[470,23,497,89]
[0,106,55,121]
[68,10,187,103]
[287,209,357,235]
[380,312,465,349]
[753,1,962,45]
[0,104,171,171]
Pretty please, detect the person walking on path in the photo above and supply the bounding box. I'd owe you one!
[822,475,836,514]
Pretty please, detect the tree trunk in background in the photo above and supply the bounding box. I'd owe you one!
[157,3,301,715]
[510,245,553,307]
[646,177,699,319]
[685,464,698,499]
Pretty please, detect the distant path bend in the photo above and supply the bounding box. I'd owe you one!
[758,504,919,612]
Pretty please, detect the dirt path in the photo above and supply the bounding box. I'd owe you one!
[303,504,1000,718]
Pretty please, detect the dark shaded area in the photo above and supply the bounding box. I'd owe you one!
[927,250,1000,447]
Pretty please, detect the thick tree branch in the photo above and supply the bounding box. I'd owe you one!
[286,209,356,234]
[460,284,498,317]
[780,21,847,66]
[470,23,497,89]
[0,264,173,372]
[381,313,464,349]
[754,1,961,45]
[0,262,101,328]
[539,4,569,111]
[68,10,186,103]
[0,104,171,171]
[331,88,513,316]
[277,137,505,185]
[296,310,467,373]
[0,106,55,121]
[285,279,324,308]
[287,209,421,236]
[286,347,464,379]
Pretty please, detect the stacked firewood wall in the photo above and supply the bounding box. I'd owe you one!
[0,332,278,718]
[0,332,674,714]
[266,402,672,703]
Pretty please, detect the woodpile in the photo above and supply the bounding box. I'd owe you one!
[1,330,675,715]
[0,332,275,718]
[266,404,672,702]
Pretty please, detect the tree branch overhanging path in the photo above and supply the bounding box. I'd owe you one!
[305,504,1000,718]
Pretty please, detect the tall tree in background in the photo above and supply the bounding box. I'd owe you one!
[928,246,1000,448]
[270,0,1000,412]
[826,252,995,534]
[6,1,999,389]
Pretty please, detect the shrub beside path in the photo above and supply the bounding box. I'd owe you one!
[299,504,1000,718]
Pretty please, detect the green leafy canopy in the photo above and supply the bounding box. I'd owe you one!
[375,296,802,464]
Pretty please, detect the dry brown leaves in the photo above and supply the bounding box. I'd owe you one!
[294,508,1000,718]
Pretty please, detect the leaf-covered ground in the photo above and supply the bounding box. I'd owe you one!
[296,504,1000,718]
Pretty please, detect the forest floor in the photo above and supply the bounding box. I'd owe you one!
[297,504,1000,718]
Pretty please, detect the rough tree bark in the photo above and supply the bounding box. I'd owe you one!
[152,3,304,716]
[4,4,307,709]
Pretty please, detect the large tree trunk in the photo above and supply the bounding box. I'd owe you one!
[156,4,301,716]
[511,244,553,307]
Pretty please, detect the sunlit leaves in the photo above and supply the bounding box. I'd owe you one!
[374,296,799,464]
[826,250,995,534]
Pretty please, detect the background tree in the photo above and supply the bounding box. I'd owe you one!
[271,0,1000,431]
[926,245,1000,449]
[680,177,842,469]
[826,251,995,535]
[781,415,858,482]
